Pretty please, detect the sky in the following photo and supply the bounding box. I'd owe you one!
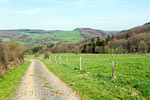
[0,0,150,31]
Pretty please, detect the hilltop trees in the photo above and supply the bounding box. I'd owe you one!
[78,23,150,54]
[79,32,150,54]
[145,22,150,25]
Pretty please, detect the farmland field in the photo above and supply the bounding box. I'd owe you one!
[18,30,85,46]
[1,30,85,46]
[36,54,150,100]
[30,30,84,44]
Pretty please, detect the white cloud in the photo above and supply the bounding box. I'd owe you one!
[0,0,9,2]
[65,0,87,9]
[29,0,123,9]
[30,0,54,2]
[17,8,42,15]
[62,0,123,9]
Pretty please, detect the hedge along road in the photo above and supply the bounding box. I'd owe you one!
[14,60,80,100]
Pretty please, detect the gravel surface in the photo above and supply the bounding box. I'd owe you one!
[14,60,80,100]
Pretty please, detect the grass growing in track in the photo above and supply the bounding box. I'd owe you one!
[39,54,150,100]
[0,61,30,100]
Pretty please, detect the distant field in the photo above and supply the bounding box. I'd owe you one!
[0,30,84,46]
[31,30,84,43]
[36,54,150,100]
[2,38,10,43]
[18,30,85,46]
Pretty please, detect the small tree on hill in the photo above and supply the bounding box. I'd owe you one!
[104,45,110,54]
[95,46,100,54]
[138,41,148,53]
[35,53,40,58]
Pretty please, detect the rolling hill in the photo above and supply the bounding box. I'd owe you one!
[114,23,150,40]
[78,23,150,54]
[0,28,108,46]
[74,28,108,38]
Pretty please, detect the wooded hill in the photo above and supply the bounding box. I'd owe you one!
[45,23,150,54]
[79,23,150,54]
[74,28,108,38]
[1,23,150,54]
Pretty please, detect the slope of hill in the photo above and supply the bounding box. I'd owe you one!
[0,30,84,46]
[0,28,108,46]
[114,23,150,39]
[74,28,108,38]
[77,23,150,54]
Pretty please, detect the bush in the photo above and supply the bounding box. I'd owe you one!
[0,40,25,76]
[35,53,40,58]
[44,52,50,59]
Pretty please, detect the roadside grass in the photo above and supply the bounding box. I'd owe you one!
[0,61,30,100]
[38,54,150,100]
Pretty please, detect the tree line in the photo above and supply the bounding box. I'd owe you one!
[33,32,150,54]
[29,34,150,54]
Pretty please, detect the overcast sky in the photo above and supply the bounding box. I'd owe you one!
[0,0,150,30]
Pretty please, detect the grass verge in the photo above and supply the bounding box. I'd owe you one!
[0,61,30,100]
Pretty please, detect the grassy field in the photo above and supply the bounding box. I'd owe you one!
[31,30,84,44]
[18,30,84,46]
[0,61,30,100]
[1,31,84,46]
[37,54,150,100]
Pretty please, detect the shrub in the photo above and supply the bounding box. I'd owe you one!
[0,40,25,76]
[44,52,50,59]
[35,53,40,58]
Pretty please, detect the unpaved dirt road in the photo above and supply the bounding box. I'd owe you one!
[14,60,80,100]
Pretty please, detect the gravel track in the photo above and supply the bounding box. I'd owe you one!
[14,60,80,100]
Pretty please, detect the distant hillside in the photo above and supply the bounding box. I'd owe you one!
[74,28,108,38]
[0,29,85,46]
[77,23,150,54]
[114,23,150,39]
[107,31,120,34]
[0,28,108,46]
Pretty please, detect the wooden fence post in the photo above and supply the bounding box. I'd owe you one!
[0,65,1,77]
[67,55,68,65]
[50,55,51,61]
[112,61,116,79]
[59,56,61,64]
[80,56,82,71]
[55,56,56,62]
[51,54,53,61]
